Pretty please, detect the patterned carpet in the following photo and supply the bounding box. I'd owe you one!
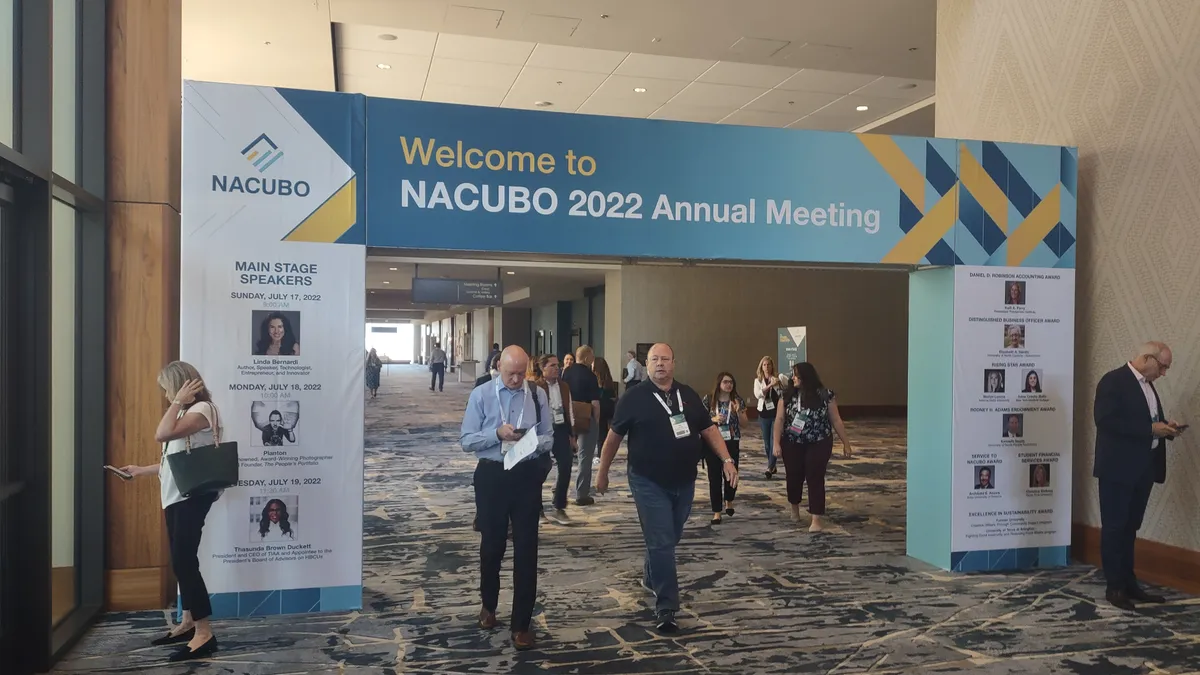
[56,366,1200,674]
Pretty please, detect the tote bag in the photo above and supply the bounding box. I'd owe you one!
[166,403,239,498]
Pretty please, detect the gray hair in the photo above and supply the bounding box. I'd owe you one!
[1135,341,1170,360]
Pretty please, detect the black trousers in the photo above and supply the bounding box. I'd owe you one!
[430,363,445,391]
[165,492,218,621]
[1099,478,1153,592]
[550,424,574,511]
[475,453,551,632]
[704,440,740,513]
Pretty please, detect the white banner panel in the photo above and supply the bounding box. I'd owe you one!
[951,266,1075,552]
[181,81,364,614]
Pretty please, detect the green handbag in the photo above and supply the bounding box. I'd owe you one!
[166,403,239,498]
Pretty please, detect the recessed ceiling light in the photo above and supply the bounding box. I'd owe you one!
[633,87,647,93]
[898,83,918,90]
[534,101,553,107]
[600,13,609,19]
[383,281,390,284]
[379,33,398,41]
[506,271,516,275]
[856,105,869,111]
[377,63,391,70]
[389,267,398,271]
[908,47,919,51]
[651,37,662,43]
[264,41,272,46]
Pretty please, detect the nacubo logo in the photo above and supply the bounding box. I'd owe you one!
[211,133,311,197]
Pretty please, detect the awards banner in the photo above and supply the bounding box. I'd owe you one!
[181,81,366,617]
[950,266,1075,560]
[778,326,807,373]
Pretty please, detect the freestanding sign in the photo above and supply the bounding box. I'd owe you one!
[181,81,366,617]
[778,327,808,373]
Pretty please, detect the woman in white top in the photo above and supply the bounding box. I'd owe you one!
[754,356,784,478]
[120,361,222,662]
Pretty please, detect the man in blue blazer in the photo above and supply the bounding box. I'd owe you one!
[1093,341,1186,611]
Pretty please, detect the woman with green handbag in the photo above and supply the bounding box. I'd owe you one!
[119,361,231,662]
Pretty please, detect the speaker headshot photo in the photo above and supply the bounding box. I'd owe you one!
[249,495,299,543]
[1029,463,1051,488]
[1022,369,1043,393]
[1005,280,1026,305]
[1003,324,1026,349]
[984,369,1006,393]
[252,310,302,357]
[1003,413,1024,438]
[250,401,300,447]
[975,466,995,490]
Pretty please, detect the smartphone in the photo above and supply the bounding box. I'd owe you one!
[513,427,529,437]
[103,465,133,480]
[1175,424,1190,432]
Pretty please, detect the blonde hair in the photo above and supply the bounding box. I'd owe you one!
[575,345,595,364]
[157,361,212,403]
[756,356,776,380]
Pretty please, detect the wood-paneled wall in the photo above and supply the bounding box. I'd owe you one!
[105,0,183,611]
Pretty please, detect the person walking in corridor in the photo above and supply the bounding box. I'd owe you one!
[1093,341,1185,611]
[702,372,747,524]
[429,341,447,392]
[460,346,554,650]
[753,356,783,478]
[535,353,577,523]
[772,362,851,532]
[563,345,601,505]
[597,343,738,633]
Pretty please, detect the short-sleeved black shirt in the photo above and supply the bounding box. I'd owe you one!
[611,379,714,487]
[562,363,600,403]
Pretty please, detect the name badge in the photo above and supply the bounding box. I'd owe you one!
[788,411,809,435]
[670,413,690,439]
[764,400,775,411]
[719,425,732,441]
[552,407,565,425]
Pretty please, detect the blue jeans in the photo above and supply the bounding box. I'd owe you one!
[759,416,777,471]
[627,470,694,613]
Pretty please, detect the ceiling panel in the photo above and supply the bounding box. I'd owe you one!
[525,44,628,74]
[614,53,717,81]
[427,57,522,89]
[851,76,936,100]
[651,103,737,124]
[777,68,881,94]
[341,74,426,100]
[421,82,507,107]
[670,82,769,109]
[338,49,430,80]
[822,93,914,120]
[585,75,690,106]
[743,88,841,115]
[698,61,797,88]
[502,67,609,111]
[336,24,437,55]
[433,33,535,65]
[576,96,663,119]
[721,109,804,128]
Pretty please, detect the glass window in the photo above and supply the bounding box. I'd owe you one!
[53,0,78,180]
[0,0,13,148]
[50,199,77,625]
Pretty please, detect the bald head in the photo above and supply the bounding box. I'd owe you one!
[647,343,675,387]
[1132,341,1172,381]
[498,346,529,389]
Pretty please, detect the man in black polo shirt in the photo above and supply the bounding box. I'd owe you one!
[561,345,601,505]
[596,343,738,633]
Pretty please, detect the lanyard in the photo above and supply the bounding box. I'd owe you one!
[655,389,684,416]
[497,381,527,428]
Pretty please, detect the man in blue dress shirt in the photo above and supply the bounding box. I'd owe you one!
[460,346,553,651]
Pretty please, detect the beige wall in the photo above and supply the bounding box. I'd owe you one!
[937,0,1200,548]
[616,265,908,406]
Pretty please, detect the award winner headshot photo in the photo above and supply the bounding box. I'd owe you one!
[1003,324,1026,349]
[984,369,1006,393]
[252,310,301,356]
[249,495,299,543]
[1022,369,1043,393]
[1005,280,1026,305]
[975,466,995,490]
[1029,463,1051,488]
[1003,413,1024,439]
[251,401,300,447]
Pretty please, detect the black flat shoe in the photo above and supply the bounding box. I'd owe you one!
[151,628,194,646]
[168,636,217,662]
[725,507,735,517]
[711,515,722,525]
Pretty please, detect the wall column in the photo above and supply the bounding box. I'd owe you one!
[937,0,1200,589]
[105,0,182,610]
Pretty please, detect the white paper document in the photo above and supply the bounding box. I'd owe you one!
[503,431,540,470]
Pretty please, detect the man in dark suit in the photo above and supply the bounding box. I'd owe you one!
[1093,341,1186,610]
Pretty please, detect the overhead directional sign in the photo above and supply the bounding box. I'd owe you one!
[411,277,502,305]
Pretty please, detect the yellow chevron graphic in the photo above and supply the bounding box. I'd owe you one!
[285,177,357,243]
[859,134,926,214]
[882,184,958,264]
[1006,184,1061,266]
